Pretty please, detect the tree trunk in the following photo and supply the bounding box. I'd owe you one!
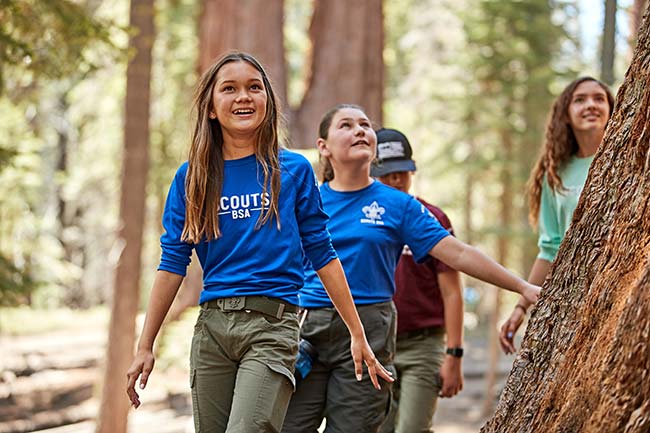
[481,7,650,432]
[630,0,648,48]
[290,0,383,149]
[95,0,154,432]
[198,0,287,106]
[601,0,617,85]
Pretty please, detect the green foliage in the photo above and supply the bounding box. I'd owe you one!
[0,255,36,306]
[0,0,120,96]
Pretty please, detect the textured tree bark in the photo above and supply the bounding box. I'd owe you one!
[198,0,287,109]
[95,0,154,432]
[289,0,384,149]
[481,7,650,433]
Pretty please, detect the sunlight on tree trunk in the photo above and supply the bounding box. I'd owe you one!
[481,6,650,432]
[290,0,383,149]
[198,0,287,106]
[95,0,154,432]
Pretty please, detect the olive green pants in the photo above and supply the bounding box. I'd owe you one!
[190,304,300,433]
[379,332,446,433]
[282,301,397,433]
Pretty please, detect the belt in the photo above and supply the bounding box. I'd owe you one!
[396,326,445,341]
[203,296,299,319]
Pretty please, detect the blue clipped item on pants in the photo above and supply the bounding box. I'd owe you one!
[295,338,318,383]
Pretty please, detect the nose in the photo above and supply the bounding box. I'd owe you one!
[235,89,252,102]
[353,123,366,135]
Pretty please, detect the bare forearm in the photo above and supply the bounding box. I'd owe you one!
[315,259,364,338]
[431,236,526,296]
[517,258,552,309]
[438,270,464,348]
[137,270,184,351]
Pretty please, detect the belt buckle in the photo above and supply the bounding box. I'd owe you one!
[220,296,245,311]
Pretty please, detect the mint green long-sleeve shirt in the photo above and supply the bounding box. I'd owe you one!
[537,155,594,262]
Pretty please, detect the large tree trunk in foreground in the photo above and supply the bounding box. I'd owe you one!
[481,10,650,433]
[95,0,154,432]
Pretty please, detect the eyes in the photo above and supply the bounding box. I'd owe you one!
[572,95,607,104]
[339,120,372,129]
[220,83,264,93]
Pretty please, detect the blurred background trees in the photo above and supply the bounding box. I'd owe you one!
[0,0,643,429]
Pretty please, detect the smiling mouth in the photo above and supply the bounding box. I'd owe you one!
[234,108,255,115]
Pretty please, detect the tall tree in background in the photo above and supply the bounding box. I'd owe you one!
[95,0,154,431]
[464,0,573,410]
[601,0,617,85]
[630,0,648,47]
[289,0,383,148]
[198,0,287,104]
[481,6,650,431]
[198,0,383,149]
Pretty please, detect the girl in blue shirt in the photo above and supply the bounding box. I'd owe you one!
[282,104,540,433]
[125,53,391,433]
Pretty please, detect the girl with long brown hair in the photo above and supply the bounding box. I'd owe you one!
[283,104,540,433]
[125,53,391,433]
[499,76,614,354]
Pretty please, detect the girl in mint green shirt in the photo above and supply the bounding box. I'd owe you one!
[500,77,614,354]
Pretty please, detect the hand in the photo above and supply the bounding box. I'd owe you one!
[521,282,541,305]
[126,349,155,408]
[438,355,463,398]
[499,307,526,355]
[349,333,394,390]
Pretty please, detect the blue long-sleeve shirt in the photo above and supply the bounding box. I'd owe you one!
[158,149,337,305]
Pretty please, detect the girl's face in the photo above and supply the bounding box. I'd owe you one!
[567,80,610,134]
[319,108,376,165]
[210,61,268,140]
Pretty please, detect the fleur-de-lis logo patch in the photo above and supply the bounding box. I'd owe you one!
[360,201,385,225]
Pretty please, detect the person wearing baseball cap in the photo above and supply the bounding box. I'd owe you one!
[283,107,539,433]
[372,128,465,433]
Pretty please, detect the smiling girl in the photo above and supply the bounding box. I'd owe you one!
[282,104,540,433]
[499,76,615,354]
[125,53,391,433]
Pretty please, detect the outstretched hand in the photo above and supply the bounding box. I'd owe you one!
[125,349,155,409]
[521,282,541,305]
[499,307,526,354]
[350,334,394,390]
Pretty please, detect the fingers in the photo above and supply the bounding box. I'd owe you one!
[139,359,154,390]
[353,351,364,382]
[365,358,381,390]
[126,369,141,408]
[499,321,517,354]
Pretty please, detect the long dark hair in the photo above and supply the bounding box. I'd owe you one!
[527,76,614,227]
[182,52,282,243]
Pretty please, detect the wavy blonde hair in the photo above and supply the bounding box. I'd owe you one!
[182,52,282,243]
[527,77,614,227]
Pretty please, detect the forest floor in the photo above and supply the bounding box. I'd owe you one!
[1,307,519,433]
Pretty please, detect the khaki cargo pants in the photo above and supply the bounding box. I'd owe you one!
[190,302,300,433]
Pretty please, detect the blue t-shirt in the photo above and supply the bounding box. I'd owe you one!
[158,149,337,305]
[300,181,450,308]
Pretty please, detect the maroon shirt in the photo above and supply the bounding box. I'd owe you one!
[393,197,455,334]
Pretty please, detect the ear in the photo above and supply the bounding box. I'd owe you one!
[209,111,217,120]
[317,138,331,157]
